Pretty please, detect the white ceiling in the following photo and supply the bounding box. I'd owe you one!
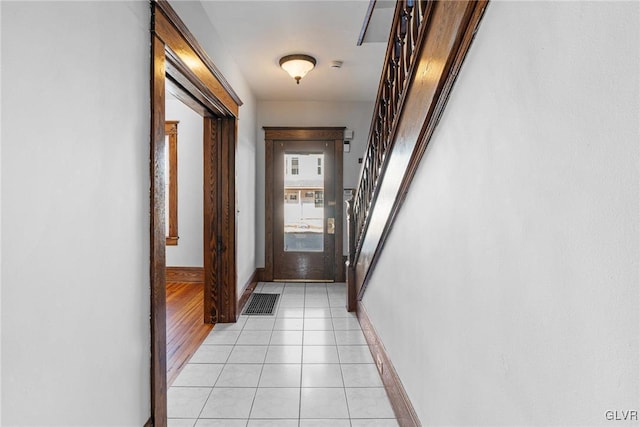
[200,1,393,102]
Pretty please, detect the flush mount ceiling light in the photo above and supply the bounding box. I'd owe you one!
[279,54,316,85]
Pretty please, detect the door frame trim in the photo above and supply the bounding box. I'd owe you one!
[263,127,345,282]
[150,1,241,424]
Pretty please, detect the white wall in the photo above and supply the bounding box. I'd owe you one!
[166,97,204,268]
[0,2,4,421]
[363,2,639,425]
[1,2,149,424]
[169,0,258,291]
[257,100,374,261]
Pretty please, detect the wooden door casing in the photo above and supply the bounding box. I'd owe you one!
[151,1,242,425]
[203,117,237,324]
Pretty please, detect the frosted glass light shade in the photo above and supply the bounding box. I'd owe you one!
[279,54,316,84]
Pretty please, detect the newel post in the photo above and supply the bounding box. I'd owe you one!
[346,192,357,312]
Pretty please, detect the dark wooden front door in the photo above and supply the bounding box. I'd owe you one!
[265,128,344,282]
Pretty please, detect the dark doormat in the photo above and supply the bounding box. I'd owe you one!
[243,293,279,315]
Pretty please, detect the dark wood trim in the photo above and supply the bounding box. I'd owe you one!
[346,195,356,312]
[153,1,240,117]
[154,0,243,109]
[346,264,356,312]
[342,255,348,278]
[263,138,274,281]
[150,33,168,427]
[334,141,345,282]
[263,127,345,282]
[165,48,231,118]
[166,266,204,283]
[144,417,153,427]
[203,117,220,324]
[202,117,238,324]
[237,269,260,314]
[263,127,345,141]
[357,302,421,427]
[166,75,212,118]
[357,0,377,46]
[165,121,179,246]
[256,267,266,282]
[219,117,238,322]
[353,0,489,300]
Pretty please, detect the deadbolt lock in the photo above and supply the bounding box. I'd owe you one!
[328,218,335,234]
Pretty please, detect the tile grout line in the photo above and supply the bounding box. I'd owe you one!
[246,329,271,422]
[245,283,278,423]
[282,281,303,427]
[193,316,242,422]
[331,286,354,426]
[298,282,307,425]
[242,282,261,426]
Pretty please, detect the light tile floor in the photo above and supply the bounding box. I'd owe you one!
[168,282,399,427]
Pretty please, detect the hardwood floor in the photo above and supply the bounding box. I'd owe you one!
[166,281,213,386]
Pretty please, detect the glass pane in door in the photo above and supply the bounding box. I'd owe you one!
[283,153,324,252]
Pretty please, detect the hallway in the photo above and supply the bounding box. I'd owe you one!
[167,282,398,426]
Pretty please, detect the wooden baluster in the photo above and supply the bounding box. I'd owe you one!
[400,6,408,92]
[405,2,414,67]
[374,117,381,155]
[383,83,390,145]
[380,101,386,172]
[379,97,386,169]
[387,70,394,153]
[370,144,377,185]
[378,100,386,153]
[394,36,401,96]
[356,195,363,243]
[385,65,395,142]
[375,145,381,180]
[363,158,369,210]
[378,139,385,174]
[418,0,427,22]
[412,0,421,56]
[400,4,411,60]
[353,193,360,242]
[390,75,398,147]
[387,78,395,152]
[374,122,381,172]
[416,0,424,50]
[369,149,375,197]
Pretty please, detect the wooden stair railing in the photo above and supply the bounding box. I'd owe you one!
[347,0,489,308]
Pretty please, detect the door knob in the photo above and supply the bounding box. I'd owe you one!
[327,218,335,234]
